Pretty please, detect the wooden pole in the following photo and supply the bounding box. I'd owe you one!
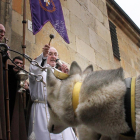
[0,54,7,140]
[22,0,27,109]
[22,0,26,65]
[5,60,11,140]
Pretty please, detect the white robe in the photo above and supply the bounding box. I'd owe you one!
[28,53,77,140]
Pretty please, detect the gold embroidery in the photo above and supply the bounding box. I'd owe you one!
[46,0,50,6]
[39,0,56,13]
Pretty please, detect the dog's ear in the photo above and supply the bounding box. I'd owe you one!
[69,61,82,75]
[83,65,93,75]
[47,67,57,87]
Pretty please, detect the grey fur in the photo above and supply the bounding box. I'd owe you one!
[69,61,82,75]
[46,61,140,140]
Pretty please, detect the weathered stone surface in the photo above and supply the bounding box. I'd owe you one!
[68,47,91,71]
[70,13,90,46]
[12,0,22,14]
[116,25,140,77]
[76,0,88,10]
[76,37,96,64]
[89,29,109,60]
[80,6,96,32]
[60,0,68,8]
[11,31,23,58]
[26,26,35,44]
[1,0,139,83]
[90,0,98,8]
[12,11,23,36]
[62,6,70,31]
[88,0,103,23]
[106,41,114,60]
[67,0,81,19]
[95,51,111,69]
[95,19,111,44]
[67,30,77,51]
[103,15,109,30]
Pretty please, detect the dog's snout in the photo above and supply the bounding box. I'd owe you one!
[51,124,54,132]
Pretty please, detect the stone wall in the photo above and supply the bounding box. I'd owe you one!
[118,26,140,77]
[10,0,114,71]
[107,2,140,78]
[1,0,139,75]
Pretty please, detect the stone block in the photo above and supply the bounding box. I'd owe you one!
[128,50,137,65]
[60,0,68,8]
[113,57,121,68]
[69,47,91,71]
[103,2,108,17]
[134,61,140,72]
[118,41,128,54]
[130,59,135,68]
[11,31,22,58]
[91,63,98,71]
[120,49,131,64]
[12,0,22,14]
[26,0,32,20]
[76,37,96,64]
[12,11,23,36]
[0,1,6,24]
[88,0,103,23]
[131,67,137,77]
[124,70,131,78]
[106,42,114,62]
[89,29,109,60]
[95,51,111,69]
[67,30,77,51]
[109,61,116,69]
[103,15,109,30]
[70,13,90,45]
[76,0,88,10]
[67,0,81,19]
[136,71,140,77]
[95,19,111,44]
[80,6,96,29]
[121,59,132,76]
[102,0,106,3]
[90,0,98,8]
[62,6,70,30]
[26,26,35,44]
[98,0,104,14]
[25,40,40,60]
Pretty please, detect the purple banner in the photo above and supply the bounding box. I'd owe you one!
[30,0,70,44]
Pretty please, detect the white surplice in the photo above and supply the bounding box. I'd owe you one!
[28,53,77,140]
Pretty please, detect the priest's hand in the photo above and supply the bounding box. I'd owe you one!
[42,44,50,57]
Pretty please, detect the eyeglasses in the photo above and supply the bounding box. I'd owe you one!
[48,52,58,57]
[0,29,5,34]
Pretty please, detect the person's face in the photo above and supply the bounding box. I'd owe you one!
[13,59,23,72]
[47,47,58,67]
[0,24,5,42]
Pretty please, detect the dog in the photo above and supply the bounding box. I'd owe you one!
[46,61,140,140]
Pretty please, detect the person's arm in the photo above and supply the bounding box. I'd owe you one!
[42,44,50,57]
[59,63,69,74]
[29,44,49,81]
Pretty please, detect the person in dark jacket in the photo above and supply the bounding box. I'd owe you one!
[8,56,29,122]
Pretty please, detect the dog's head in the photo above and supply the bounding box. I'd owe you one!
[46,61,93,133]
